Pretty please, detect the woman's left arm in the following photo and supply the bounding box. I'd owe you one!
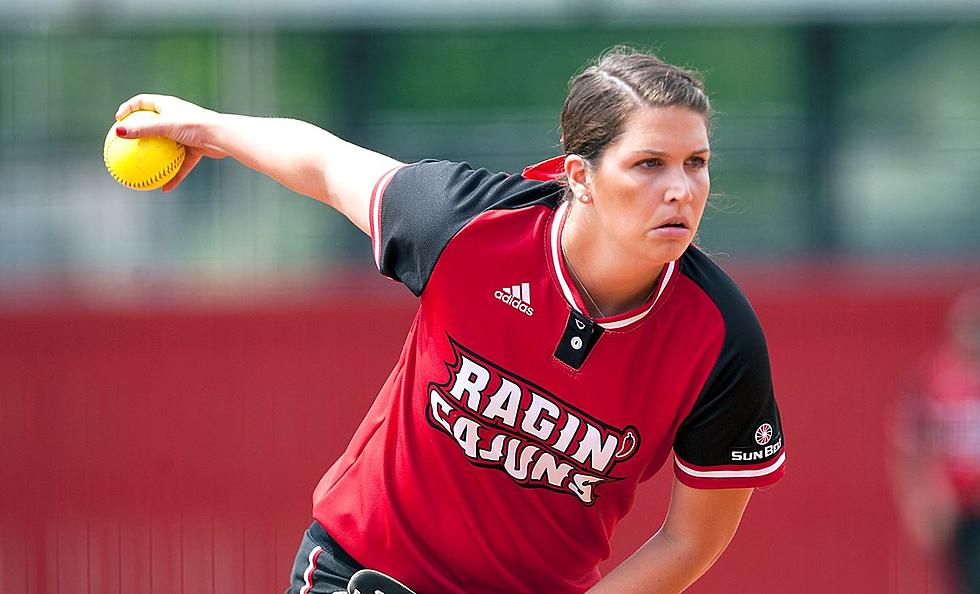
[585,478,753,594]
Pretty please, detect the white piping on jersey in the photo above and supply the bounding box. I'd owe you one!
[598,261,675,330]
[550,200,676,330]
[371,166,404,271]
[550,201,581,315]
[673,452,786,479]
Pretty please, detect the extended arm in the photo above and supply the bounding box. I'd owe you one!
[113,94,403,234]
[586,479,753,594]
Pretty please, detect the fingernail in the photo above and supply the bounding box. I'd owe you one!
[116,126,127,137]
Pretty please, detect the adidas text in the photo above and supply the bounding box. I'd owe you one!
[494,290,534,316]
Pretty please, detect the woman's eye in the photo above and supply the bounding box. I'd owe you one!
[686,157,708,168]
[638,159,662,168]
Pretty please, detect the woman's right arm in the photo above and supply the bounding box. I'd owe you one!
[585,479,752,594]
[114,94,404,235]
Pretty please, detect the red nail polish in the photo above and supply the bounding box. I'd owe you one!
[116,126,127,137]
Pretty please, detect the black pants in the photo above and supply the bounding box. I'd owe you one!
[285,521,365,594]
[955,515,980,594]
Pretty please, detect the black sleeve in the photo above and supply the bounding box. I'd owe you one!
[672,251,785,488]
[375,160,559,296]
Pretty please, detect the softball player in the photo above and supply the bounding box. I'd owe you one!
[893,289,980,593]
[114,47,785,594]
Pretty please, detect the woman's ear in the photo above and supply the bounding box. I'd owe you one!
[563,155,592,204]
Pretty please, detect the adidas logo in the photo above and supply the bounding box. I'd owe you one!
[494,282,534,317]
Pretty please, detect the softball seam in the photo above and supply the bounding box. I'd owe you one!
[103,136,185,190]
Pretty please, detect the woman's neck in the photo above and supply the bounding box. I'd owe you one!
[561,206,664,318]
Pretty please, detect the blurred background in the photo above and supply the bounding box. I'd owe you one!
[2,0,980,593]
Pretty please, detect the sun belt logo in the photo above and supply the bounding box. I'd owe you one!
[731,421,782,462]
[494,282,534,316]
[755,423,773,446]
[426,338,640,505]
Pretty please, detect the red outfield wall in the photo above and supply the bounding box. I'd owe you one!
[2,264,977,594]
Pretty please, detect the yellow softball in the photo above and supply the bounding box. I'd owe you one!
[103,110,185,191]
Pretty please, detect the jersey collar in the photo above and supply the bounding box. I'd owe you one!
[549,200,676,330]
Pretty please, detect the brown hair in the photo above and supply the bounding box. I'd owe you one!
[560,47,711,170]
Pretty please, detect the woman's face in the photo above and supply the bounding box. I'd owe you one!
[584,105,711,265]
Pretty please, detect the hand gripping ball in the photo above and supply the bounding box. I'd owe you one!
[103,110,185,191]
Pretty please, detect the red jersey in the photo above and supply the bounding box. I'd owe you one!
[312,160,785,594]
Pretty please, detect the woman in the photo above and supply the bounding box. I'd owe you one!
[114,47,785,594]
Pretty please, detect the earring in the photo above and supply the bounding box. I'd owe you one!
[579,193,592,204]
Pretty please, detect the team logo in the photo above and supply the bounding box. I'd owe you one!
[494,282,534,316]
[755,423,774,446]
[426,338,640,505]
[731,422,782,462]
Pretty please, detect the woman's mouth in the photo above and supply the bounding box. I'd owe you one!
[651,216,691,238]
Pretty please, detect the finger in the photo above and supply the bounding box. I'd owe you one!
[115,94,162,121]
[115,120,167,140]
[115,110,173,140]
[162,149,204,192]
